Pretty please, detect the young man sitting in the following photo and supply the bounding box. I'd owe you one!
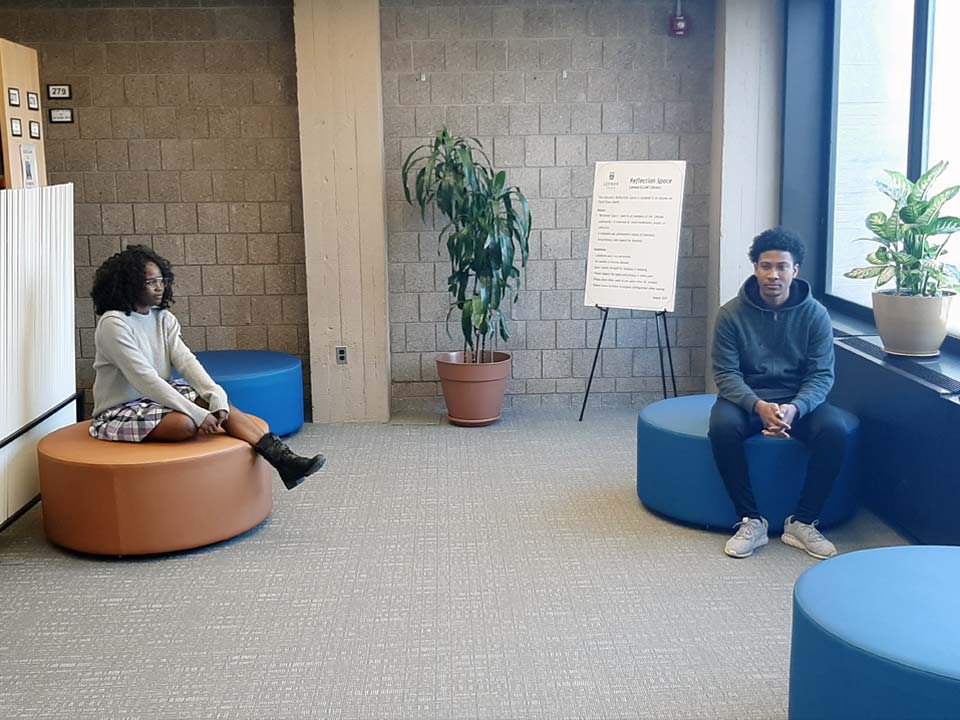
[709,226,847,559]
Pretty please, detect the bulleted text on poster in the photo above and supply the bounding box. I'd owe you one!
[584,162,686,312]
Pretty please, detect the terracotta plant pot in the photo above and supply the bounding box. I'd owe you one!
[435,351,511,426]
[872,290,956,357]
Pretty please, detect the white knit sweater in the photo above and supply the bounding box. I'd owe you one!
[91,308,228,427]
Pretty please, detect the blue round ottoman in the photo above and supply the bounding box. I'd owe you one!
[195,350,304,437]
[636,394,857,530]
[790,546,960,719]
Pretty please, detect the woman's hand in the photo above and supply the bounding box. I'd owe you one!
[198,414,221,434]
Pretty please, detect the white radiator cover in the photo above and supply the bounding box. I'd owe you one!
[0,184,76,524]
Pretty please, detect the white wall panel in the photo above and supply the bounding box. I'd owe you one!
[0,184,75,524]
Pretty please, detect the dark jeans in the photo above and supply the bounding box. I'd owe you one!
[707,397,848,525]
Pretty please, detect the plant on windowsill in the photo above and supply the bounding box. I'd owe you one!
[401,128,531,426]
[844,160,960,356]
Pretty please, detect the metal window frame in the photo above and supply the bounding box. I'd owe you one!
[908,0,935,181]
[780,0,836,298]
[783,0,957,350]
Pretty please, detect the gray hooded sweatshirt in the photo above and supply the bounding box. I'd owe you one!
[711,276,834,418]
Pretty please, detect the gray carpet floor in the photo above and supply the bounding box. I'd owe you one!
[0,408,905,719]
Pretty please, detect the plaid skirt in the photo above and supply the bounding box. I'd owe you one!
[89,380,199,442]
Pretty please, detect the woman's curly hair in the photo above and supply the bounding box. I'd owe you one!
[91,245,175,315]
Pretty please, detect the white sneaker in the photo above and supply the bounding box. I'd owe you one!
[781,515,837,559]
[724,517,769,558]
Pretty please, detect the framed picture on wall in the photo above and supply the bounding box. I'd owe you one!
[27,92,39,111]
[11,118,22,137]
[7,87,20,107]
[49,108,73,124]
[29,120,40,139]
[20,144,38,189]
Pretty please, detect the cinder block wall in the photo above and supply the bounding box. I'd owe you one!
[0,2,309,418]
[382,0,715,412]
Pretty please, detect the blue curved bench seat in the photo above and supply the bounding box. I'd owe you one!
[636,394,858,530]
[193,350,305,437]
[790,546,960,719]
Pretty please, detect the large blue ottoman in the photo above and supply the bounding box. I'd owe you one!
[195,350,304,437]
[636,394,857,530]
[790,546,960,719]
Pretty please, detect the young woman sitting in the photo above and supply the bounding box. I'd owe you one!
[88,245,324,490]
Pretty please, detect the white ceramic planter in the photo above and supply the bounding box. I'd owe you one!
[872,291,956,356]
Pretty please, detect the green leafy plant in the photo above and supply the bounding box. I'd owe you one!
[844,161,960,296]
[402,128,531,362]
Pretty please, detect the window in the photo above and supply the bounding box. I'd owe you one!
[823,0,960,338]
[828,0,914,307]
[927,1,960,333]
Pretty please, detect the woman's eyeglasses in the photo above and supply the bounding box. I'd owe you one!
[145,277,167,289]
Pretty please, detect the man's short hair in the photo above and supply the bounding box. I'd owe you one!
[748,226,805,266]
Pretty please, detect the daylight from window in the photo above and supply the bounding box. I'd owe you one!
[928,1,960,333]
[829,0,914,307]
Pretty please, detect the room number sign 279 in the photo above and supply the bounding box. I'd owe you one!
[46,84,71,99]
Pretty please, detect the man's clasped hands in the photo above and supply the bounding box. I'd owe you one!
[755,400,798,438]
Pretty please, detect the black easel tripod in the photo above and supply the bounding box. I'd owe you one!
[578,306,677,421]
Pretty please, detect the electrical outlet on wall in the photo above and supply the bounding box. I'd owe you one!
[335,346,347,364]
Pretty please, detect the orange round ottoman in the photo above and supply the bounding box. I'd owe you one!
[37,419,272,555]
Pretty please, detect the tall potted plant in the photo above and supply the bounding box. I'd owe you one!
[402,128,531,426]
[844,161,960,356]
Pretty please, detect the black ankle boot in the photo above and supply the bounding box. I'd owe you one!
[254,432,325,490]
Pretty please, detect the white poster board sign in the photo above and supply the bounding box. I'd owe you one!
[583,161,686,312]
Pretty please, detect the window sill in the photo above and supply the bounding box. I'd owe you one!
[827,305,960,396]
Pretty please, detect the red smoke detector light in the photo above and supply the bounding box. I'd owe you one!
[670,1,689,37]
[670,14,689,37]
